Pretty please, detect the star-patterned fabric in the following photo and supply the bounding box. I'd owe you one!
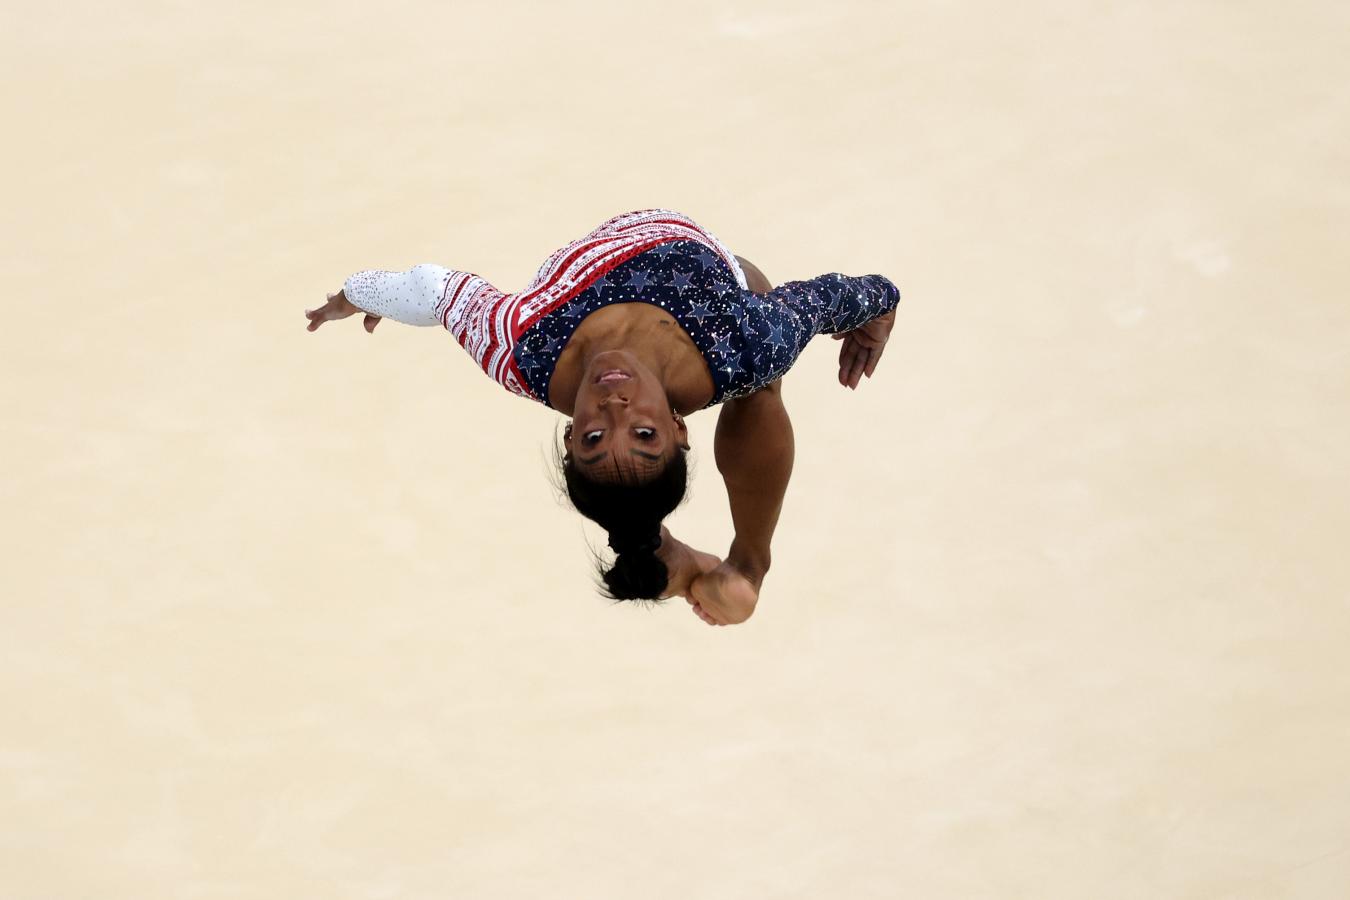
[515,240,900,408]
[341,209,899,409]
[342,210,748,401]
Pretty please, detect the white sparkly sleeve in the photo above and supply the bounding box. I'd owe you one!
[343,264,452,328]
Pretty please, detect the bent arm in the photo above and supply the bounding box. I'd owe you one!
[714,381,795,587]
[768,272,900,339]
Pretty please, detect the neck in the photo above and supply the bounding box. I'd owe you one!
[581,343,673,382]
[548,304,713,414]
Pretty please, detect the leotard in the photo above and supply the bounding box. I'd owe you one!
[343,209,899,407]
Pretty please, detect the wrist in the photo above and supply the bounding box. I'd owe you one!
[337,290,362,315]
[727,539,770,587]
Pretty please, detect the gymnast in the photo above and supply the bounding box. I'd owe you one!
[305,210,898,626]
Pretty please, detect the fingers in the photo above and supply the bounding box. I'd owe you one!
[837,341,869,391]
[838,337,865,389]
[305,296,339,331]
[686,592,723,626]
[690,602,720,626]
[835,334,884,389]
[847,350,867,389]
[304,294,373,332]
[305,307,339,331]
[863,343,884,378]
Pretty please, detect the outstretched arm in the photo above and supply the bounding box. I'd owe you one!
[305,264,496,333]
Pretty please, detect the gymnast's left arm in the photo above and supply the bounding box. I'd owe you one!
[764,271,901,389]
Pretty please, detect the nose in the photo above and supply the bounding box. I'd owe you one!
[599,394,629,407]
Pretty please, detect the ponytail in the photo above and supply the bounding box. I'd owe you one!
[560,450,689,601]
[603,535,669,600]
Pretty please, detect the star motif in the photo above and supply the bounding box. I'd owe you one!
[695,250,719,270]
[709,334,733,357]
[688,301,715,325]
[626,269,652,291]
[561,300,589,319]
[670,271,694,294]
[767,322,788,350]
[587,275,609,298]
[722,354,745,378]
[652,242,678,259]
[541,335,563,355]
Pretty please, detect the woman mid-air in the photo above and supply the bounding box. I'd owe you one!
[305,209,899,626]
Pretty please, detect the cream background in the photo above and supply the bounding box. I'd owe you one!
[4,1,1349,897]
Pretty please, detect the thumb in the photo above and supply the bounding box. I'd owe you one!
[364,314,381,333]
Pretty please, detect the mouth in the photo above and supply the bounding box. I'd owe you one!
[595,369,631,384]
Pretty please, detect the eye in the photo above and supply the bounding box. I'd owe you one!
[583,430,604,446]
[634,427,656,441]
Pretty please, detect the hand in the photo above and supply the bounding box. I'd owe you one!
[656,532,756,627]
[685,562,759,626]
[305,290,382,333]
[831,309,896,389]
[657,529,721,603]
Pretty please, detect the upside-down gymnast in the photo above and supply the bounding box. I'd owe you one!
[305,209,899,626]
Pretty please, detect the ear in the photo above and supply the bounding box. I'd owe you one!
[672,413,690,451]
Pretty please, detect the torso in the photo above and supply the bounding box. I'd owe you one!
[510,234,830,411]
[512,237,750,412]
[439,211,897,410]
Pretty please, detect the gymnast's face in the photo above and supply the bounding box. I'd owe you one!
[566,351,690,483]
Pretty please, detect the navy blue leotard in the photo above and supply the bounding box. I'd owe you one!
[342,210,899,406]
[514,240,900,408]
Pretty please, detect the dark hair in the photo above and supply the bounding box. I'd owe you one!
[561,449,689,601]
